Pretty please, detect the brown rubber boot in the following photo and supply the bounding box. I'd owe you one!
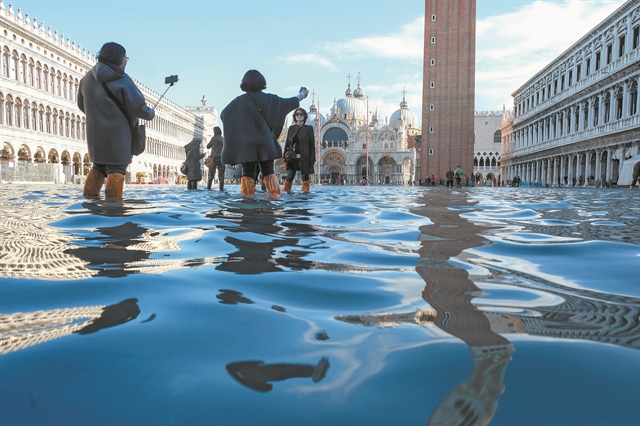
[301,180,311,194]
[83,169,105,198]
[105,172,125,200]
[263,173,280,197]
[240,176,256,195]
[283,180,292,193]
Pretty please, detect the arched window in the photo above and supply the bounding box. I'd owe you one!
[0,93,4,125]
[5,95,12,126]
[629,82,638,116]
[28,58,34,86]
[20,54,27,83]
[493,130,501,143]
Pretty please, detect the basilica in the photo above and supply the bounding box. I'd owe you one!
[279,78,420,185]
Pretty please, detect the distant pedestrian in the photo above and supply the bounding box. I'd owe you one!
[184,137,205,190]
[430,174,436,186]
[454,165,464,188]
[206,126,225,191]
[446,168,454,188]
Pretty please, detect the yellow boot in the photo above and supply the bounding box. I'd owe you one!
[83,168,105,198]
[240,176,256,195]
[283,180,292,193]
[263,173,280,197]
[301,180,311,194]
[105,172,125,200]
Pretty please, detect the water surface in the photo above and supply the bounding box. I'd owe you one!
[1,184,638,425]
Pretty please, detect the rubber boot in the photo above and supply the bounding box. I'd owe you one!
[83,169,105,198]
[283,180,292,193]
[240,176,256,195]
[263,173,280,197]
[301,180,311,194]
[219,180,224,192]
[105,172,125,200]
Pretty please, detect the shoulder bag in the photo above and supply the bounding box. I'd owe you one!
[102,83,146,156]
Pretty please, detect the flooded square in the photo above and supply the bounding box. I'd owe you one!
[1,184,638,425]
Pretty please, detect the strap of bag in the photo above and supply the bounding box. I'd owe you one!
[247,93,277,141]
[101,82,134,130]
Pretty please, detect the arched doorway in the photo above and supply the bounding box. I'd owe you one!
[379,156,396,184]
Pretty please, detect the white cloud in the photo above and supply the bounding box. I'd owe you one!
[282,53,337,71]
[323,16,425,60]
[476,0,626,110]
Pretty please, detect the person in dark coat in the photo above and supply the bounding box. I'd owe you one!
[77,42,155,200]
[446,168,454,188]
[220,70,308,196]
[283,108,316,193]
[184,137,205,190]
[631,161,640,189]
[206,126,225,191]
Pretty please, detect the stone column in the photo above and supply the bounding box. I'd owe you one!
[606,147,613,184]
[595,149,602,184]
[622,80,629,119]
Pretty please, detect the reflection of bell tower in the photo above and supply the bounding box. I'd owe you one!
[413,192,512,425]
[428,345,513,426]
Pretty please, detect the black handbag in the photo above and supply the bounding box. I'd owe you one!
[180,161,188,175]
[102,82,146,156]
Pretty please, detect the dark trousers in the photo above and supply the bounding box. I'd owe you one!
[242,160,274,180]
[455,178,461,188]
[285,161,310,183]
[446,180,453,188]
[207,159,226,190]
[92,164,127,176]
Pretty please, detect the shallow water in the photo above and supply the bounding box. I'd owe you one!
[1,184,638,425]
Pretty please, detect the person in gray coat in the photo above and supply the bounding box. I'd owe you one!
[78,42,155,200]
[184,137,205,190]
[220,70,308,196]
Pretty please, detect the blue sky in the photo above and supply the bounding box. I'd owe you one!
[10,0,626,125]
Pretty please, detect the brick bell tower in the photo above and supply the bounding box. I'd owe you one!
[421,0,476,182]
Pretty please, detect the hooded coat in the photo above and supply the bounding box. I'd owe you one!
[220,92,299,165]
[184,139,205,181]
[77,62,155,165]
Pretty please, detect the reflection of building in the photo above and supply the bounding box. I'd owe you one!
[0,298,140,355]
[500,0,640,186]
[421,0,476,182]
[0,2,205,184]
[279,78,418,185]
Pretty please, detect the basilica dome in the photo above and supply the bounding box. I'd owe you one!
[335,84,367,124]
[306,99,326,127]
[389,94,418,129]
[353,83,366,100]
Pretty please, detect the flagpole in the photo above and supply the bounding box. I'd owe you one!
[317,96,321,184]
[366,96,369,185]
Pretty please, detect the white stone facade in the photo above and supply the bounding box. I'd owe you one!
[281,83,418,185]
[0,1,205,184]
[474,110,505,185]
[500,0,640,187]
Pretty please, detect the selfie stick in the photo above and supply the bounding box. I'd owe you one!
[152,75,179,109]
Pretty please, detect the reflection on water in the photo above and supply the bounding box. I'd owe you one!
[0,185,638,425]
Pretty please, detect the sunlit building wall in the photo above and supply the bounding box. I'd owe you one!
[500,0,640,186]
[0,1,205,184]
